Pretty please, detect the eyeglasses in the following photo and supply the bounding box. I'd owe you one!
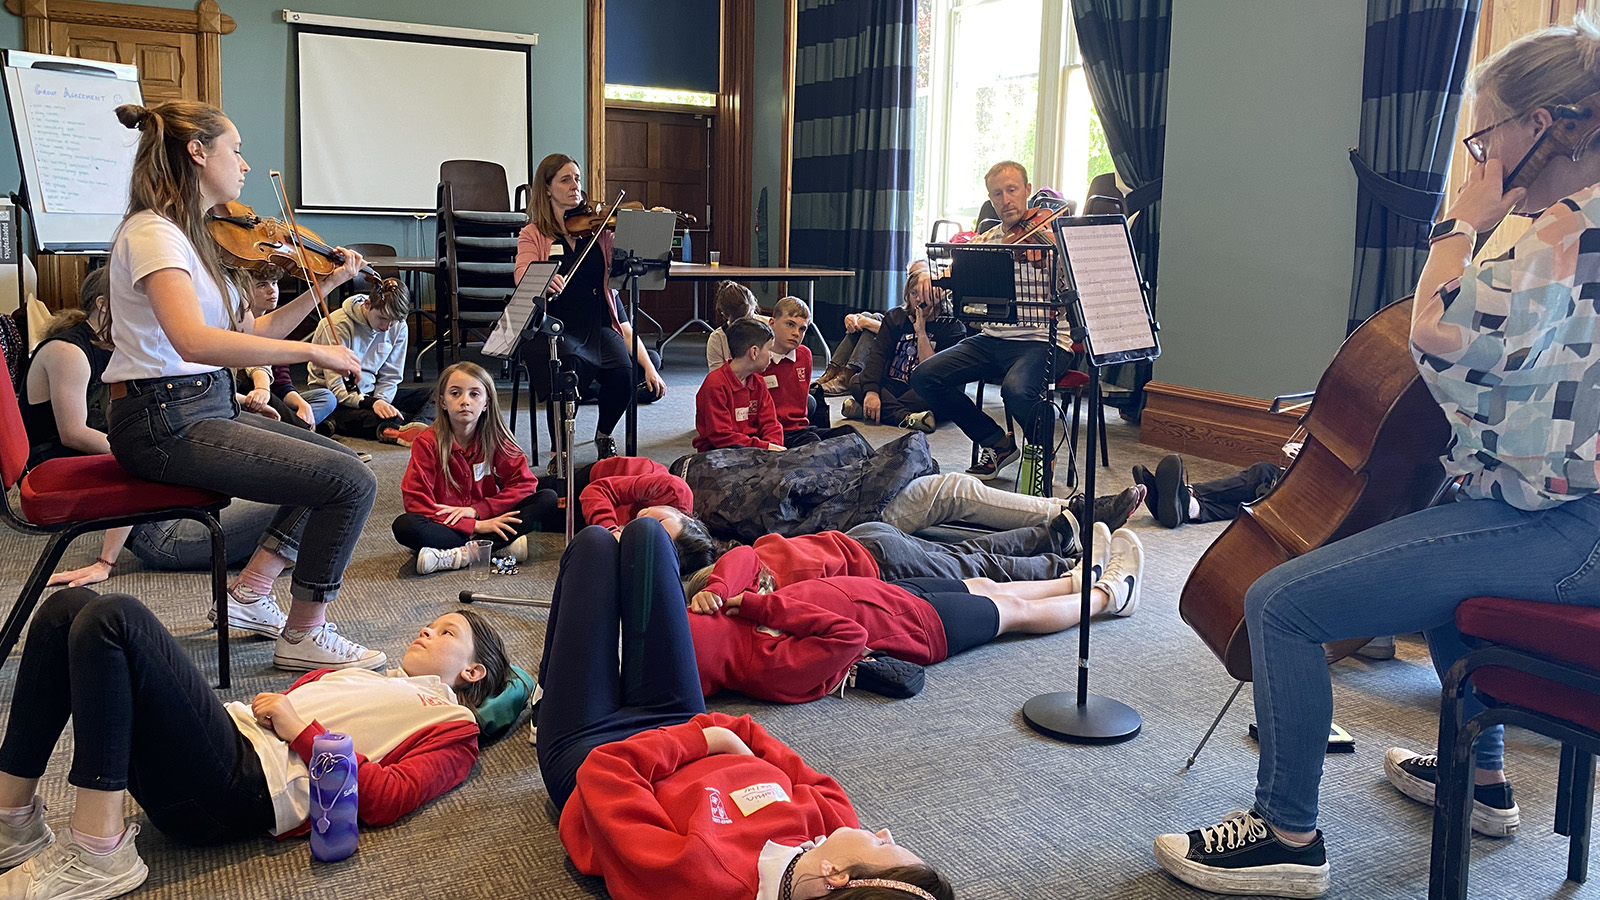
[1462,114,1522,163]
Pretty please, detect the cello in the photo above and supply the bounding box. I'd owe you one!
[1178,296,1452,683]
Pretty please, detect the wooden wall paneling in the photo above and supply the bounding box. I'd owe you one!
[779,0,795,268]
[1140,381,1304,468]
[714,0,753,266]
[587,0,606,204]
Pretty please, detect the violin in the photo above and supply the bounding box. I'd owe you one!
[206,200,404,300]
[561,195,698,237]
[999,206,1067,269]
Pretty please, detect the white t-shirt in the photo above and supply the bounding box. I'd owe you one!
[104,211,238,382]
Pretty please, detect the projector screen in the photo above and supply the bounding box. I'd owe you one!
[295,30,530,212]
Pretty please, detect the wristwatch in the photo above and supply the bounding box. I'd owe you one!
[1428,218,1477,247]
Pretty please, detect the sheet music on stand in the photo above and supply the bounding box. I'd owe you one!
[1052,215,1159,367]
[481,261,559,359]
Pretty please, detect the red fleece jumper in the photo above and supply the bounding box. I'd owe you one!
[701,566,949,668]
[580,456,694,530]
[705,535,880,597]
[559,713,859,900]
[689,591,869,702]
[694,363,783,452]
[762,345,813,432]
[400,428,540,536]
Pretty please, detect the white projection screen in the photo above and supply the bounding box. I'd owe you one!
[295,30,530,212]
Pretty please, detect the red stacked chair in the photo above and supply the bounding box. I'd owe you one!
[1430,597,1600,899]
[0,370,235,687]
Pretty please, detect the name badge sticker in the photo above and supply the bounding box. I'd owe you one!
[735,406,751,422]
[730,782,791,817]
[473,461,489,481]
[764,375,780,389]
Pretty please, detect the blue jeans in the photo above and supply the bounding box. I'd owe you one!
[1247,492,1600,833]
[535,520,704,810]
[908,334,1064,447]
[107,370,377,605]
[129,499,279,570]
[300,387,337,426]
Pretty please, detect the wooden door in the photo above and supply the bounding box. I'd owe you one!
[5,0,234,311]
[605,105,713,333]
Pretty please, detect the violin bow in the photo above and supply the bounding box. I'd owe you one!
[1010,206,1069,245]
[270,170,357,391]
[268,170,335,323]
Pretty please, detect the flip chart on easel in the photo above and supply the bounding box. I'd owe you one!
[2,50,142,250]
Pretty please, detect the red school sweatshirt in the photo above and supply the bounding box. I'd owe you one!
[704,534,881,599]
[702,573,949,668]
[688,591,869,703]
[762,345,813,432]
[694,362,783,452]
[579,456,695,530]
[559,712,860,900]
[400,428,540,536]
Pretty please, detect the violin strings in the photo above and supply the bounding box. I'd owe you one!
[268,171,334,324]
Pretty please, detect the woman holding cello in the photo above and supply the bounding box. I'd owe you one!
[516,153,666,468]
[1154,21,1600,898]
[103,100,385,673]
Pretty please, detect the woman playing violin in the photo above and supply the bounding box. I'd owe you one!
[516,153,666,467]
[1155,19,1600,898]
[103,100,386,674]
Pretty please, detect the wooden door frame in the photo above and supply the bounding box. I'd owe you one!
[587,0,768,266]
[5,0,236,103]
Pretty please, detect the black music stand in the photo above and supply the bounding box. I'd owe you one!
[935,217,1158,744]
[462,262,571,610]
[609,209,675,457]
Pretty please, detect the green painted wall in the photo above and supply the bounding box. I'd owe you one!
[1155,0,1367,398]
[0,0,588,253]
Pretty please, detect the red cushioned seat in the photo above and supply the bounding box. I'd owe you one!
[19,454,227,526]
[1456,597,1600,737]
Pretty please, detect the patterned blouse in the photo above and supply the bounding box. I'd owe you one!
[1413,183,1600,510]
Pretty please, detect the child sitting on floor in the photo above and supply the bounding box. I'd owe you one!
[764,295,851,447]
[235,265,316,429]
[693,316,784,452]
[705,280,763,371]
[394,362,556,573]
[305,283,434,445]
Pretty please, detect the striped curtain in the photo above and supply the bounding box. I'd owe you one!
[1069,0,1170,415]
[1348,0,1479,332]
[791,0,916,315]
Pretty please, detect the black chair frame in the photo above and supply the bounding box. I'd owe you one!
[0,495,232,688]
[1431,642,1599,899]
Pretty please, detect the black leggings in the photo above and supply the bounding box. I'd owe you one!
[536,520,704,810]
[892,578,1002,658]
[0,589,274,844]
[390,490,560,552]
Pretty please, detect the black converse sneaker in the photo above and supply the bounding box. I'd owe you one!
[1154,809,1330,898]
[1383,748,1520,836]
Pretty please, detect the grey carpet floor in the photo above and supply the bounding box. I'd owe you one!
[0,337,1593,900]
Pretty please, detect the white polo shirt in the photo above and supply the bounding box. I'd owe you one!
[104,211,238,383]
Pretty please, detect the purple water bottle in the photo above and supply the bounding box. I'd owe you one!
[309,732,358,862]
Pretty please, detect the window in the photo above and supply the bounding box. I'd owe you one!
[914,0,1112,245]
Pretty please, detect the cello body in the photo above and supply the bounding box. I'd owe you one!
[1178,297,1452,681]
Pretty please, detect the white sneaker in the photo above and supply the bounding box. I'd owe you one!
[1096,527,1144,617]
[1062,522,1113,585]
[416,546,470,575]
[0,797,52,868]
[0,824,147,900]
[273,624,387,671]
[504,534,530,563]
[207,586,287,638]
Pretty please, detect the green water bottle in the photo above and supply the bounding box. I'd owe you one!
[1018,443,1046,497]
